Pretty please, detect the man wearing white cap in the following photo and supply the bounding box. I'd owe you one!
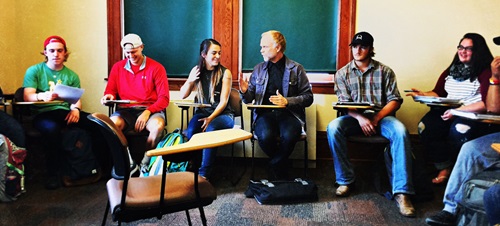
[101,33,170,167]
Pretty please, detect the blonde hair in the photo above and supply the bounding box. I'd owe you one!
[262,30,286,52]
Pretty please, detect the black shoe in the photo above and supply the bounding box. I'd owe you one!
[425,210,456,226]
[44,176,61,190]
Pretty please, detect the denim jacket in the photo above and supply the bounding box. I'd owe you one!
[242,57,313,124]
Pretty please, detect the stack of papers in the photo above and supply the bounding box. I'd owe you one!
[53,84,84,104]
[413,96,461,104]
[450,109,500,121]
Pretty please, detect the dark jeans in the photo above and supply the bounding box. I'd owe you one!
[185,112,234,178]
[0,111,25,147]
[33,109,104,176]
[254,110,302,170]
[418,107,500,170]
[484,184,500,225]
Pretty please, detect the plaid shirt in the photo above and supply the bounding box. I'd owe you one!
[334,59,402,110]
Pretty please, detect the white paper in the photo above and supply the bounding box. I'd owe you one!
[53,84,84,104]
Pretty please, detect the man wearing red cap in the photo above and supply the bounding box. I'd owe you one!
[101,33,170,168]
[22,35,100,189]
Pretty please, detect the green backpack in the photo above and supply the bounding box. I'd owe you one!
[140,129,188,177]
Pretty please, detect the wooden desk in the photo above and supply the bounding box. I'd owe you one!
[246,104,286,109]
[146,128,252,156]
[174,102,211,133]
[13,100,64,105]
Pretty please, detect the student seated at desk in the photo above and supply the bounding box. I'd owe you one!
[406,33,500,185]
[327,31,415,217]
[100,33,170,169]
[179,39,234,180]
[22,36,100,190]
[425,48,500,226]
[239,30,313,180]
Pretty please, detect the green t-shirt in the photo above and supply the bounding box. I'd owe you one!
[22,62,81,113]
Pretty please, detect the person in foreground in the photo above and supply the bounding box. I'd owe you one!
[22,36,97,189]
[406,33,497,185]
[101,33,170,169]
[179,39,234,179]
[327,31,415,217]
[239,30,313,180]
[425,37,500,226]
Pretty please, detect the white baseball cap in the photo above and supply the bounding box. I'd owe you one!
[121,33,143,50]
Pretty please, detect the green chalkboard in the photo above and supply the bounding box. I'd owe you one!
[124,0,212,78]
[242,0,339,73]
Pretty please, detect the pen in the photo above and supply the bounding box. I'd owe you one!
[404,90,417,92]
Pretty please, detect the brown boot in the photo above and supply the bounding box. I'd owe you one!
[394,194,416,217]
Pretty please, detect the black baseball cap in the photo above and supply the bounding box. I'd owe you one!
[494,36,500,45]
[350,31,374,46]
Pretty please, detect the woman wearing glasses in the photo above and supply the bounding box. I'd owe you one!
[406,33,499,185]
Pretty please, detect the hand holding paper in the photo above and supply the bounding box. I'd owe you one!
[53,84,84,104]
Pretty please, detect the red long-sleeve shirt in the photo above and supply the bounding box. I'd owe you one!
[105,56,170,113]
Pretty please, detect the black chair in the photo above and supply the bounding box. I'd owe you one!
[88,113,216,226]
[249,107,308,179]
[227,88,247,185]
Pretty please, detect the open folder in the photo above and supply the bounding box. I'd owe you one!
[450,109,500,122]
[53,84,84,104]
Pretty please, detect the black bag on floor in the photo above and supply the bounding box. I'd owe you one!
[244,178,318,205]
[61,127,101,184]
[456,169,500,226]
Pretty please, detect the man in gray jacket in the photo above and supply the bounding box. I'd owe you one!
[239,30,313,179]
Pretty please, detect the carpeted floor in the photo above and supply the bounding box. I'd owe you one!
[0,159,444,226]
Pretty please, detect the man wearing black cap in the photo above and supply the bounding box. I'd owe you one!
[326,31,416,217]
[425,36,500,226]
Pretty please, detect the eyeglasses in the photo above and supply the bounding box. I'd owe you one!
[457,45,473,52]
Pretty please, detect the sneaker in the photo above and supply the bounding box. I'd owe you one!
[425,210,456,226]
[139,164,149,177]
[130,162,140,177]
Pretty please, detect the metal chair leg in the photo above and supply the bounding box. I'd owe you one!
[101,200,110,226]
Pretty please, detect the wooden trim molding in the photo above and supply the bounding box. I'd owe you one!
[337,0,357,70]
[106,0,356,93]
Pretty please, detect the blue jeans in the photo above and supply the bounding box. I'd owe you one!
[442,132,500,215]
[185,113,234,178]
[418,107,500,170]
[484,184,500,225]
[326,115,415,195]
[254,110,302,169]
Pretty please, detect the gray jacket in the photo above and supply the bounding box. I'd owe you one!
[242,57,313,124]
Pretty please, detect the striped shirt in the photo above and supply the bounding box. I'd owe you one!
[334,59,402,110]
[444,76,481,105]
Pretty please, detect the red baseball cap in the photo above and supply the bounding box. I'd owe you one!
[44,35,66,49]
